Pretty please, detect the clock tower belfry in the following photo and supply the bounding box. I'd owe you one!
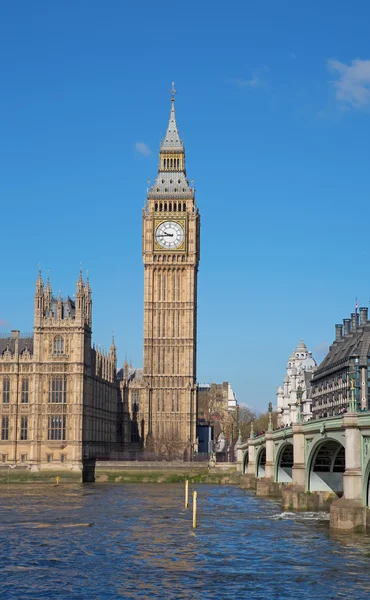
[142,84,200,455]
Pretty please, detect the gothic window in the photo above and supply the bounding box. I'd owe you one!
[155,203,158,212]
[1,417,9,440]
[177,158,180,168]
[132,390,140,413]
[53,336,64,355]
[21,378,29,404]
[48,415,66,440]
[159,203,163,211]
[20,416,28,440]
[169,202,172,211]
[164,202,167,209]
[49,377,67,403]
[173,200,177,208]
[183,202,186,211]
[164,159,166,168]
[3,378,10,404]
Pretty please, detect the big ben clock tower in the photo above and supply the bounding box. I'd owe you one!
[142,84,200,455]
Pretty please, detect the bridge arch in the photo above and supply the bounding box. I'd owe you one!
[256,446,266,478]
[275,442,293,483]
[306,437,345,495]
[362,455,370,507]
[242,450,249,475]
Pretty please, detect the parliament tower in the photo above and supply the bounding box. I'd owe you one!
[142,84,200,453]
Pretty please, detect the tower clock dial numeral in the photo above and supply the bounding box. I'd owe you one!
[155,221,184,249]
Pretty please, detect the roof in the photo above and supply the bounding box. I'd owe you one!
[148,171,194,199]
[312,323,370,380]
[0,336,34,356]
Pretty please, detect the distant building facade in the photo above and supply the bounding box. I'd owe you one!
[0,272,119,471]
[311,307,370,418]
[198,382,238,449]
[276,340,317,426]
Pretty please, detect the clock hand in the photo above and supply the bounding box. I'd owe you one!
[157,233,174,237]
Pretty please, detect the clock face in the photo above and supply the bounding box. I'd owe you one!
[155,221,184,249]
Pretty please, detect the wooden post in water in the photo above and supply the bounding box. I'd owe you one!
[192,490,197,529]
[185,479,189,509]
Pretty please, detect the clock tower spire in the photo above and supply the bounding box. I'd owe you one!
[141,84,200,457]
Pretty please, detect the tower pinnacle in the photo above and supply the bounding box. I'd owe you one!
[161,82,183,152]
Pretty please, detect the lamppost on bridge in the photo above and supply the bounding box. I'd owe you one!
[268,402,273,432]
[296,386,303,423]
[250,421,255,439]
[349,378,357,413]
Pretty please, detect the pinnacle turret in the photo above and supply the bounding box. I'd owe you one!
[160,82,183,152]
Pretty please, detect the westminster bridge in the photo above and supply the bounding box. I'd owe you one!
[236,410,370,532]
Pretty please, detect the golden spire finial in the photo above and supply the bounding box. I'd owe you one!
[171,81,176,102]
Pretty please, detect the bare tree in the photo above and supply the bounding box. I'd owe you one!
[153,431,184,461]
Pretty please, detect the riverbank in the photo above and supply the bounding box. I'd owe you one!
[0,464,241,485]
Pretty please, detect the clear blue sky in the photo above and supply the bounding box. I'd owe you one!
[1,1,370,411]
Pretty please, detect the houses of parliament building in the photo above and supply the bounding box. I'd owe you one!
[0,86,200,471]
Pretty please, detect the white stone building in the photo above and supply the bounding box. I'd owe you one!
[276,340,317,426]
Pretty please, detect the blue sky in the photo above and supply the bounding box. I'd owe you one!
[1,1,370,411]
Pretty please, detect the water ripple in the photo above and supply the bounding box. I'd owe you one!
[0,483,370,599]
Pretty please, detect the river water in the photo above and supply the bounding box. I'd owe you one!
[1,483,370,599]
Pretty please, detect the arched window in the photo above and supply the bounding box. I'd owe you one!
[177,158,180,168]
[173,203,177,211]
[164,203,167,211]
[53,337,64,355]
[155,203,158,212]
[159,203,163,211]
[169,202,172,211]
[183,202,186,211]
[164,159,166,168]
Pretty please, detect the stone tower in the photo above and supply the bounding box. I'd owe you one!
[142,84,200,454]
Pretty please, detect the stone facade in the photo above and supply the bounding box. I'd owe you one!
[311,307,370,418]
[0,271,119,471]
[276,340,317,426]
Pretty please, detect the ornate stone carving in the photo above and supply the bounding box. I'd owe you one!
[363,436,370,461]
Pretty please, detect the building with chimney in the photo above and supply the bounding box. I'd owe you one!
[0,271,120,472]
[311,307,370,419]
[276,340,317,425]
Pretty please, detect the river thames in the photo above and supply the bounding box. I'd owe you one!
[1,483,370,599]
